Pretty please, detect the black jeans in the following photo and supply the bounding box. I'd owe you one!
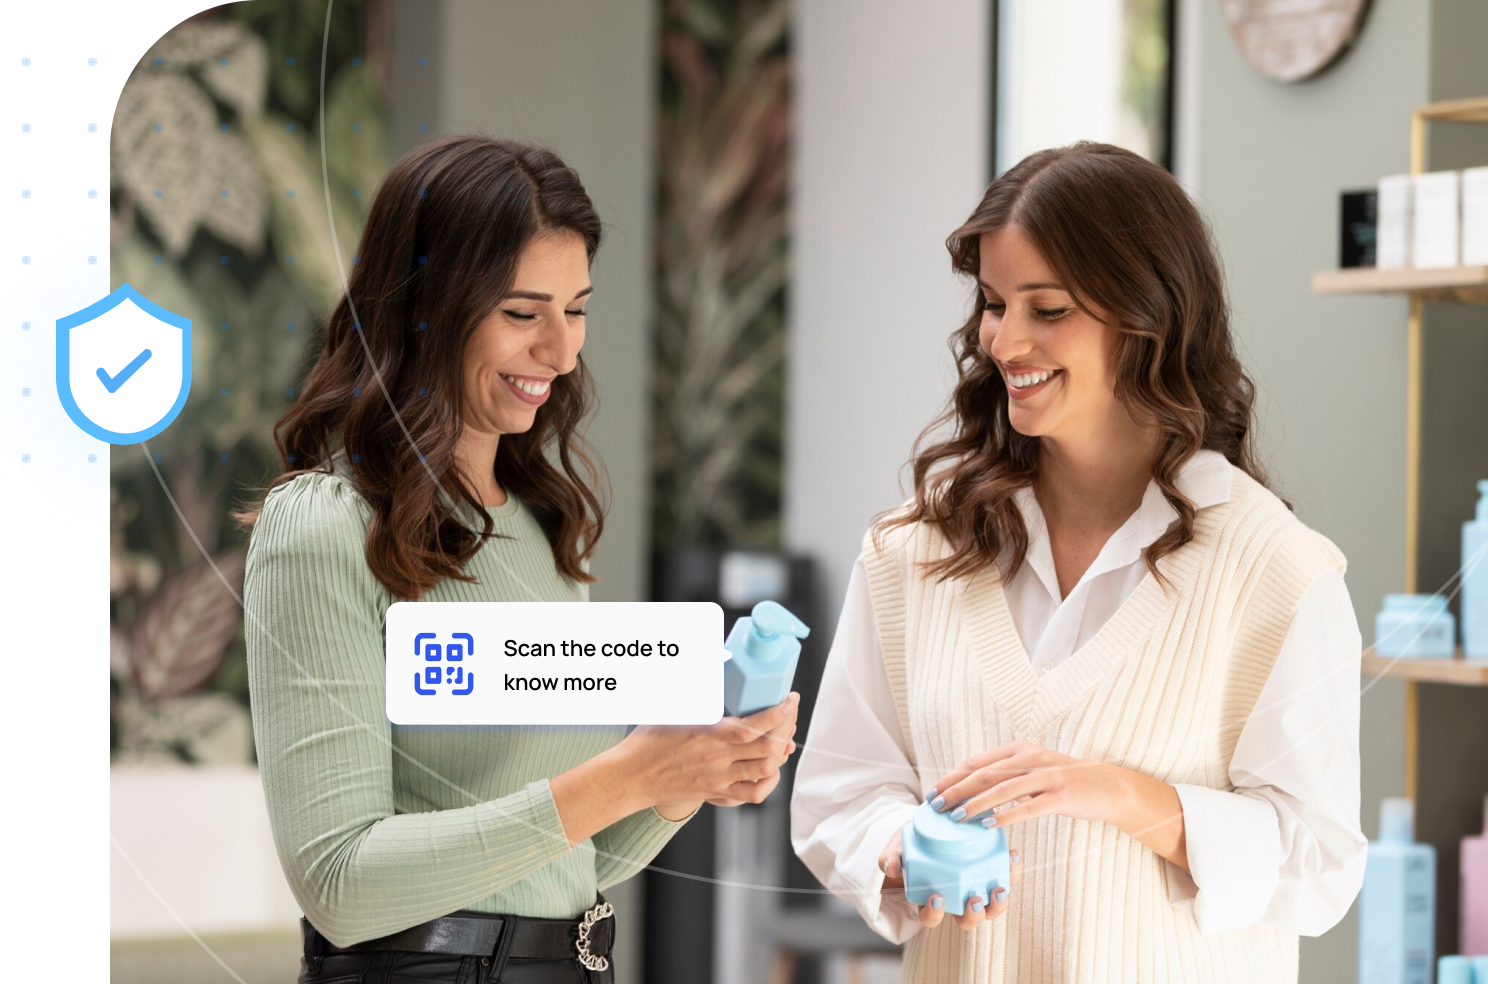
[297,905,616,984]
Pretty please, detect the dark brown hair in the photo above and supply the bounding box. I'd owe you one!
[239,135,607,599]
[879,141,1282,585]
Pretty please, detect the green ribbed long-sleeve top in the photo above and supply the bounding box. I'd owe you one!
[244,469,691,946]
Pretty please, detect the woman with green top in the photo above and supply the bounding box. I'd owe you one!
[240,135,799,983]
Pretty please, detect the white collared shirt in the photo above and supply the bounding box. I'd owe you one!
[790,449,1368,942]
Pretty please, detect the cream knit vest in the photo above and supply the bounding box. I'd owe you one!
[860,467,1346,984]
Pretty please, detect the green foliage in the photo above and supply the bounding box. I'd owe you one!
[652,0,790,549]
[109,1,387,762]
[1122,0,1171,167]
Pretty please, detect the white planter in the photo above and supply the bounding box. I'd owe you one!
[111,764,301,938]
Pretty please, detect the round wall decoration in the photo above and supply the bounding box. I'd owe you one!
[1221,0,1372,83]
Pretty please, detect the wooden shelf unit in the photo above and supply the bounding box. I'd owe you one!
[1310,91,1488,967]
[1362,651,1488,686]
[1308,95,1488,811]
[1311,265,1488,303]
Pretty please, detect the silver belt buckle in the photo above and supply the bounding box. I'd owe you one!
[575,899,614,972]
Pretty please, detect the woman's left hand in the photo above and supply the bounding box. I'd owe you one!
[655,712,798,813]
[706,718,797,806]
[926,741,1187,876]
[928,740,1132,828]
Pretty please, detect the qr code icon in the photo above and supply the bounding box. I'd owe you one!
[413,632,475,696]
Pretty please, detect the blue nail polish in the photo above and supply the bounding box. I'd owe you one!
[970,899,984,913]
[951,807,967,822]
[923,787,938,802]
[982,815,998,826]
[930,896,944,910]
[929,795,945,811]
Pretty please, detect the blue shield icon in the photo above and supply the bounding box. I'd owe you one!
[56,283,192,444]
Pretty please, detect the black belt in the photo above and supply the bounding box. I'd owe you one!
[301,895,614,976]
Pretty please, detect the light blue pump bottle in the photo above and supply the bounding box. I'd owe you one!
[900,801,1010,916]
[1437,955,1472,984]
[1464,480,1488,659]
[723,601,809,716]
[1358,798,1436,984]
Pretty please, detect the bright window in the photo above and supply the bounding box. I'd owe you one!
[995,0,1174,174]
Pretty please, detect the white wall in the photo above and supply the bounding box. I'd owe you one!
[394,0,655,607]
[786,0,990,612]
[111,766,302,937]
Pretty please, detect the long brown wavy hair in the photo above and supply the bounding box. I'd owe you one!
[878,142,1282,585]
[239,136,607,599]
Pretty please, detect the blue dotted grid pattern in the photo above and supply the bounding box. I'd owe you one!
[2,30,410,556]
[12,41,130,471]
[0,209,110,547]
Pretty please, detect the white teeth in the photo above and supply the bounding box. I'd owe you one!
[501,374,551,396]
[1010,370,1054,388]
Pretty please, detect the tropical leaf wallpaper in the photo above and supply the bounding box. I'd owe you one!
[109,1,387,764]
[111,0,795,762]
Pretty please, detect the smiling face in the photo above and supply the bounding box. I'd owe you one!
[461,231,592,438]
[977,225,1123,444]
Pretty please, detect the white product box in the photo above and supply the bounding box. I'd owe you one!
[1412,170,1461,269]
[1377,174,1413,270]
[1464,166,1488,267]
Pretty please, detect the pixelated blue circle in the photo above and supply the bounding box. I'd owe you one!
[0,208,110,553]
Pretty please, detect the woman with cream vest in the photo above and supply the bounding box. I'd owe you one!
[790,142,1366,983]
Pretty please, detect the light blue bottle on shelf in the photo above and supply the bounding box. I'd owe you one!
[900,801,1010,917]
[1374,594,1456,657]
[1358,798,1436,984]
[1437,955,1472,984]
[723,601,809,716]
[1464,480,1488,659]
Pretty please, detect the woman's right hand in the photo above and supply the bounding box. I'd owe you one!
[878,828,1022,931]
[620,692,800,808]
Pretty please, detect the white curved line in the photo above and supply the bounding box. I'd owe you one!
[319,0,547,598]
[111,839,249,982]
[50,3,247,970]
[138,443,833,893]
